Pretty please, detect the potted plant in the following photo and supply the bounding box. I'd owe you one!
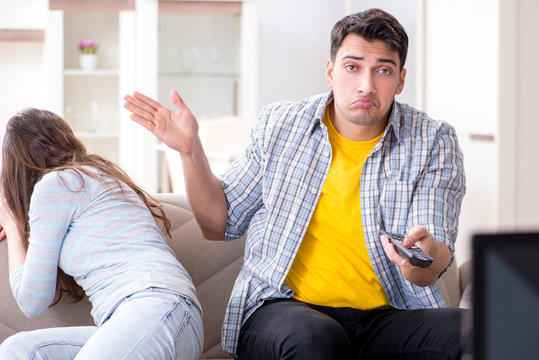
[78,40,99,71]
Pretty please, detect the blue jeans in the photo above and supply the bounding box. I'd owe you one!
[0,288,203,360]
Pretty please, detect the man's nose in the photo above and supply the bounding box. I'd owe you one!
[357,71,376,95]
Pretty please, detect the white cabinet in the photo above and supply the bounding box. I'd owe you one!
[47,9,135,170]
[157,5,246,192]
[45,1,248,193]
[158,12,241,120]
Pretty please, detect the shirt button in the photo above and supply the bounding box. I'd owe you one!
[311,188,317,195]
[278,266,285,273]
[296,227,302,234]
[323,151,330,157]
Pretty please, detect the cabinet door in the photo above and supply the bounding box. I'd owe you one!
[157,7,245,193]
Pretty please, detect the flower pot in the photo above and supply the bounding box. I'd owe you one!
[79,54,98,71]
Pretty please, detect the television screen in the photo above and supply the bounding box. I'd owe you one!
[473,232,539,360]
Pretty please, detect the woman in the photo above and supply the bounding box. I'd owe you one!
[0,108,203,359]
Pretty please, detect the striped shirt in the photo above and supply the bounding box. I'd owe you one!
[9,167,200,326]
[219,92,466,355]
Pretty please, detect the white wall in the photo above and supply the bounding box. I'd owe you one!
[423,0,539,262]
[499,0,539,230]
[0,42,47,139]
[245,0,419,116]
[0,0,47,29]
[423,0,500,263]
[0,0,48,146]
[244,0,346,118]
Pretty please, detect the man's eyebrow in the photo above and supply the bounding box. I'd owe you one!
[341,55,397,66]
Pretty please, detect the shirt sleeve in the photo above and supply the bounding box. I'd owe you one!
[408,121,466,262]
[10,171,78,318]
[219,105,273,240]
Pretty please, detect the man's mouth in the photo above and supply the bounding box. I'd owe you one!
[352,98,376,109]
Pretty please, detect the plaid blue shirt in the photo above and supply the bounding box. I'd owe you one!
[219,92,466,355]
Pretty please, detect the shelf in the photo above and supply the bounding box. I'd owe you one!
[50,0,135,12]
[74,131,119,139]
[0,29,45,42]
[64,69,119,76]
[159,72,239,78]
[159,1,241,15]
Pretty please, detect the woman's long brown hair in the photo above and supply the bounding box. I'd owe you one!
[1,108,171,305]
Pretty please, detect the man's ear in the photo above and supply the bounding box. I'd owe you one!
[325,59,334,88]
[396,68,406,95]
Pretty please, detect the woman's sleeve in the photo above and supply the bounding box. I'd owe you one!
[10,172,77,318]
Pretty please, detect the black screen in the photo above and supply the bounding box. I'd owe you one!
[473,233,539,360]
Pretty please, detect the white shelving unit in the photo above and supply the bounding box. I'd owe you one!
[157,9,245,192]
[45,0,247,193]
[63,11,119,163]
[158,12,241,120]
[47,8,136,171]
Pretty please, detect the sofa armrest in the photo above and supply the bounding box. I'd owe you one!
[437,260,462,308]
[458,260,472,292]
[457,260,472,309]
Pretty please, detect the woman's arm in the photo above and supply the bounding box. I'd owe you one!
[0,173,72,318]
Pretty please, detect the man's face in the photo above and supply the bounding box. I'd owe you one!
[326,34,406,139]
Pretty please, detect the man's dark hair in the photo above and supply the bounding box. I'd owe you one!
[330,8,408,70]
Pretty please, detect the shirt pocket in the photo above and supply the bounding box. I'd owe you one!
[379,180,416,233]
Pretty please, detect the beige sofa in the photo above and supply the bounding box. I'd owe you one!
[0,193,470,359]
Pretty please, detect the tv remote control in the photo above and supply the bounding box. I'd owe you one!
[380,229,433,268]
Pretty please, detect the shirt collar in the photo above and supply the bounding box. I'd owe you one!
[384,101,402,144]
[308,92,333,135]
[313,93,403,144]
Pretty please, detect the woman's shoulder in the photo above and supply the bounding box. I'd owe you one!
[36,166,99,192]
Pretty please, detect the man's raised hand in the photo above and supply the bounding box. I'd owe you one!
[123,89,199,154]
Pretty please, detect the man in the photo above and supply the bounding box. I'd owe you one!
[124,8,466,360]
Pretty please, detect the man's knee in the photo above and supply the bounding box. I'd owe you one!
[411,308,464,359]
[282,308,349,348]
[239,300,351,360]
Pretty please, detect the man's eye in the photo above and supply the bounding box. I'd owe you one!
[378,68,391,75]
[345,65,357,71]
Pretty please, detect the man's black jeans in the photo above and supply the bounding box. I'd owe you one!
[237,298,465,360]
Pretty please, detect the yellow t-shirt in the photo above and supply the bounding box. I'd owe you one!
[285,109,389,309]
